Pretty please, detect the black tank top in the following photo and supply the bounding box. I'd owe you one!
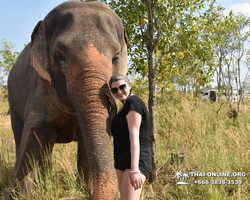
[111,95,150,155]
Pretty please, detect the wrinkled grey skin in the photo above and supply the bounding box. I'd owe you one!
[6,1,127,200]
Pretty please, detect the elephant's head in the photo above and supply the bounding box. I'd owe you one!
[30,1,127,199]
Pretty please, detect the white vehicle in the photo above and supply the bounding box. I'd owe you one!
[201,90,217,101]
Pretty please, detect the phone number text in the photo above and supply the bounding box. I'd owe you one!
[194,180,242,185]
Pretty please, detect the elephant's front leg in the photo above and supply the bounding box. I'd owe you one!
[77,129,93,194]
[6,119,55,200]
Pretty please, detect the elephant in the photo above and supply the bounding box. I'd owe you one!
[6,1,127,200]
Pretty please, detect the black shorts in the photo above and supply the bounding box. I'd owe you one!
[114,146,152,179]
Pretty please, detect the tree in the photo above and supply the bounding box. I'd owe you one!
[212,10,236,103]
[232,13,250,114]
[212,12,250,115]
[0,40,19,87]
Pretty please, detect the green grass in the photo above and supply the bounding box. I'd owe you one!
[0,91,250,199]
[145,94,250,200]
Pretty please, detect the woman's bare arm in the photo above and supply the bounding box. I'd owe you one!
[127,110,145,189]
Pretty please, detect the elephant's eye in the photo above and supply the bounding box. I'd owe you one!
[112,53,119,64]
[54,52,66,67]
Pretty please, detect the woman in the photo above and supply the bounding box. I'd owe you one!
[105,74,151,200]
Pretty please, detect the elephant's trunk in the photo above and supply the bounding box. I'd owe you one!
[72,77,117,199]
[67,46,117,199]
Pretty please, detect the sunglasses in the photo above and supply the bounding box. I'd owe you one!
[110,84,127,94]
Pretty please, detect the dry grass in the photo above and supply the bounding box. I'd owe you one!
[0,92,250,199]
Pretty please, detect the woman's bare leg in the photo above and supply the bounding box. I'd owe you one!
[116,169,124,192]
[120,169,146,200]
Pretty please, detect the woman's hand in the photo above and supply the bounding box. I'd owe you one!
[130,171,145,190]
[105,88,117,110]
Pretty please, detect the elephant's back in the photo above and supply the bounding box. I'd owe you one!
[8,42,31,89]
[8,43,32,120]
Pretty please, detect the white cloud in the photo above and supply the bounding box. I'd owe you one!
[224,3,250,16]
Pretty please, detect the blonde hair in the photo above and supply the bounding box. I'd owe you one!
[109,74,131,87]
[109,74,132,96]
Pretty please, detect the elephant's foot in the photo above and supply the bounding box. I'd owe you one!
[5,172,34,200]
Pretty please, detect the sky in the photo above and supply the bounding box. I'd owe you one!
[0,0,250,53]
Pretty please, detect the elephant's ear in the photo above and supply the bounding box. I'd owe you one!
[124,26,128,46]
[30,20,52,83]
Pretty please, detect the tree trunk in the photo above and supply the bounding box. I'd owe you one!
[217,59,222,103]
[147,0,157,183]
